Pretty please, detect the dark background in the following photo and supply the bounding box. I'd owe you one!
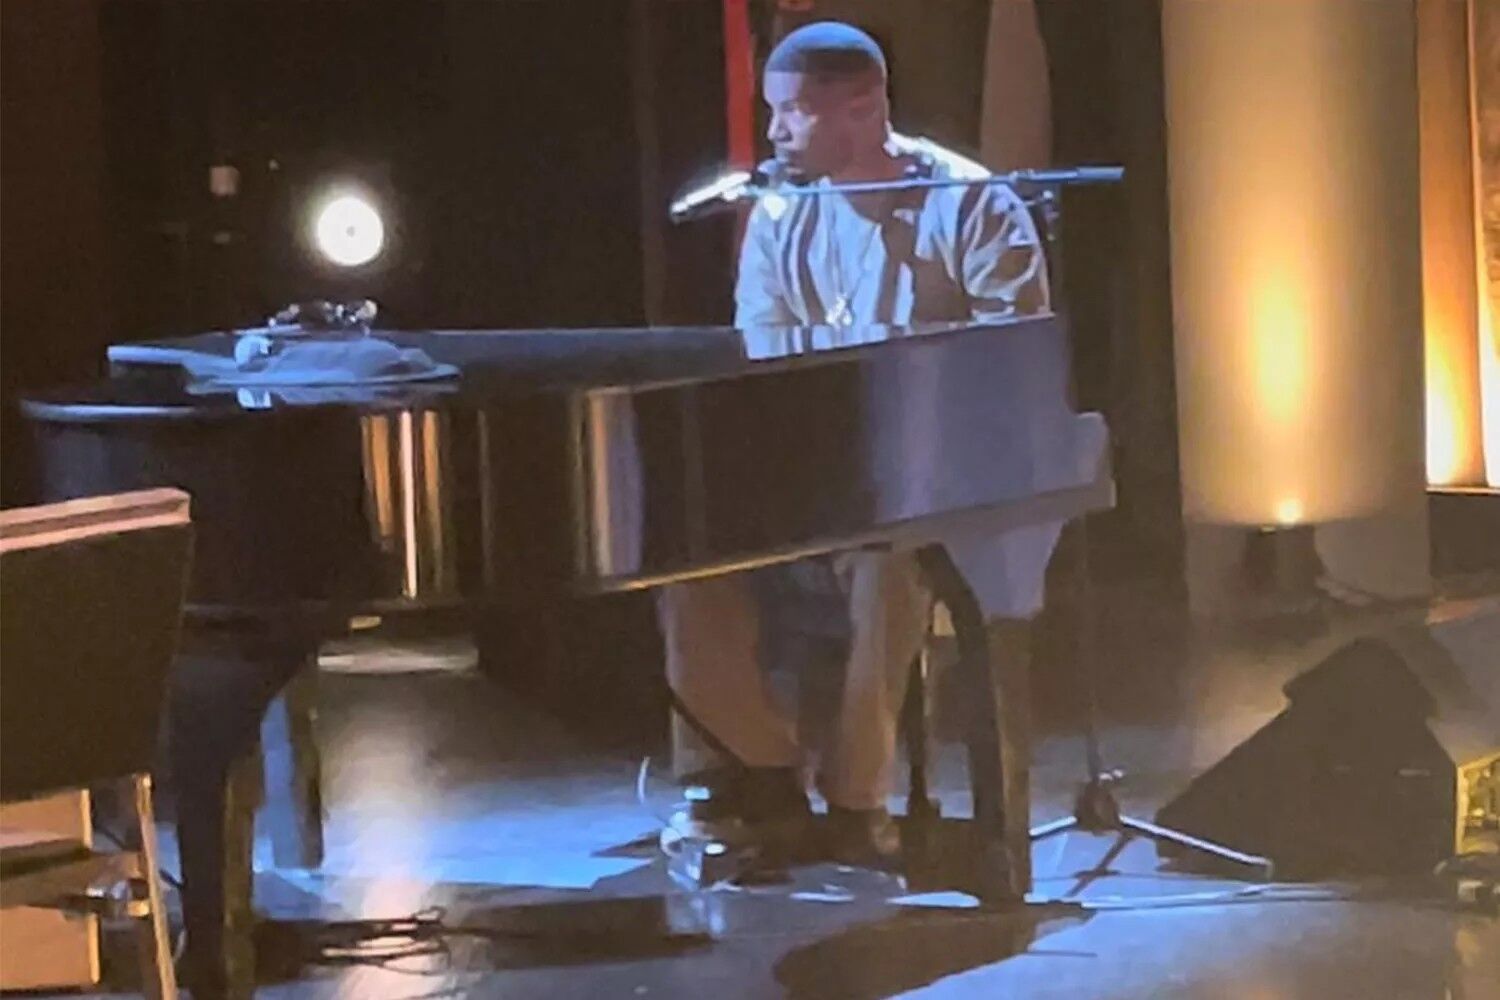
[1,0,1181,586]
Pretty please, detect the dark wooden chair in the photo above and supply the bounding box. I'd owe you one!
[1,489,193,1000]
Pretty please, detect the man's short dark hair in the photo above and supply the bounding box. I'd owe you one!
[764,21,887,83]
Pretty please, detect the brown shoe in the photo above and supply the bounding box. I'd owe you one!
[824,805,902,869]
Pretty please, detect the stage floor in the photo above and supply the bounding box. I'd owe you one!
[56,575,1500,998]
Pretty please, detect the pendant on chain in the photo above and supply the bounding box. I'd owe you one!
[826,295,854,327]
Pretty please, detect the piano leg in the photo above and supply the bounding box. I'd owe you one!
[261,673,326,870]
[915,545,1022,903]
[169,614,318,1000]
[990,616,1035,896]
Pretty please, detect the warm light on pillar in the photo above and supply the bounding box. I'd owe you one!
[1477,0,1500,487]
[1419,0,1488,488]
[1484,298,1500,486]
[1426,338,1479,487]
[1163,0,1426,528]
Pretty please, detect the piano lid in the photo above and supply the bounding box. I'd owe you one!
[21,318,1046,423]
[18,312,1104,608]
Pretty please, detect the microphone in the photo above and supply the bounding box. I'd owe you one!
[668,169,755,224]
[668,159,801,224]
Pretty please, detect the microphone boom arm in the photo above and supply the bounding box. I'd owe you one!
[669,164,1123,223]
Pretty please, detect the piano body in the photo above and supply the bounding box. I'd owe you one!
[19,315,1111,997]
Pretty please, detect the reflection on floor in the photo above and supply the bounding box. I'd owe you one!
[62,581,1500,998]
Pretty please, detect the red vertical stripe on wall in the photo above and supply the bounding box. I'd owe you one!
[723,0,755,168]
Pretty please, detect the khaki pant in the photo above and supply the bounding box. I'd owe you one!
[657,551,931,811]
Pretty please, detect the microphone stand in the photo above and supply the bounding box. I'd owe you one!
[1025,179,1273,892]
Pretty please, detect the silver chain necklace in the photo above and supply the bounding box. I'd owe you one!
[824,195,889,327]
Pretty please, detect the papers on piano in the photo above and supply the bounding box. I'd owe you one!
[108,333,458,389]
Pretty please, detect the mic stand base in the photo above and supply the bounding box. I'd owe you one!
[1029,775,1273,894]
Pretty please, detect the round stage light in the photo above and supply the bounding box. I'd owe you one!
[312,192,385,267]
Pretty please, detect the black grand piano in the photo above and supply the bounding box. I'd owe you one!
[20,314,1111,996]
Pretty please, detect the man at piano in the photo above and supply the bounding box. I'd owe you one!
[660,21,1051,867]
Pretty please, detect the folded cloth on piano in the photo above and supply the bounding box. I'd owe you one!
[109,334,458,388]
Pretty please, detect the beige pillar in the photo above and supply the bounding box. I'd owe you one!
[1163,0,1430,609]
[980,0,1052,170]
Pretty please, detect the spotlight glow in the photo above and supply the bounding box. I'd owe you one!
[312,192,385,267]
[1274,497,1303,526]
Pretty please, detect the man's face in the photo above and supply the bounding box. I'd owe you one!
[763,71,877,180]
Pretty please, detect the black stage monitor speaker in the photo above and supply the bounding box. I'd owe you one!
[1156,598,1500,878]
